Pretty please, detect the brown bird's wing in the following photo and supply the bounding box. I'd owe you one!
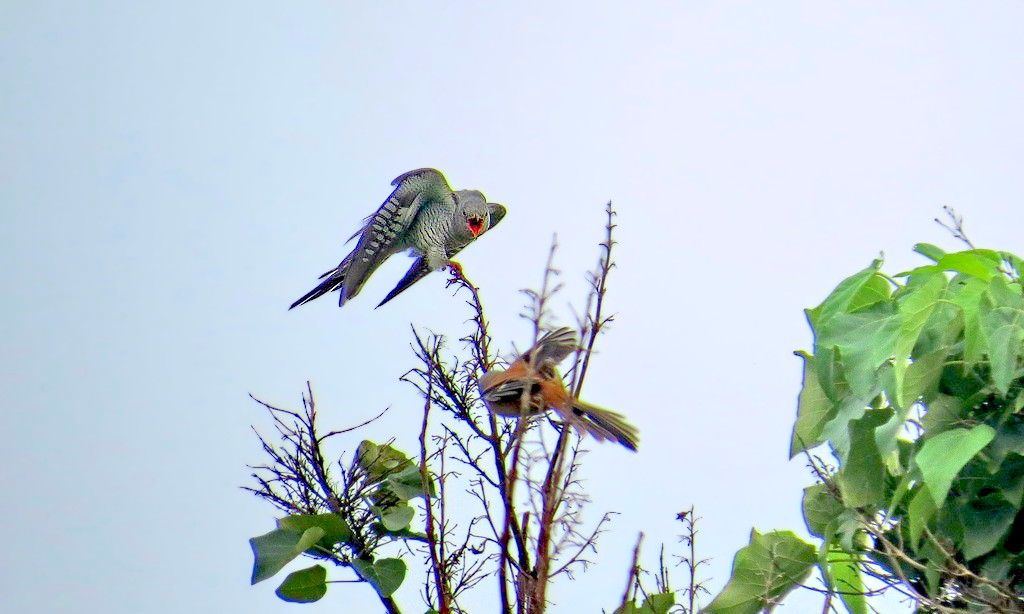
[523,327,577,368]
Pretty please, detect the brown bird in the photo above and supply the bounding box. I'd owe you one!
[478,327,639,451]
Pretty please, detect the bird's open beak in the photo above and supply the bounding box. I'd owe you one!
[466,217,485,237]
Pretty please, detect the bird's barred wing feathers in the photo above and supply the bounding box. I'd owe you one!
[526,327,578,368]
[374,202,507,308]
[343,168,455,298]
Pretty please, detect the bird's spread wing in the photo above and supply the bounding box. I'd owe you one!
[481,378,532,405]
[524,327,577,368]
[342,168,455,298]
[374,201,507,308]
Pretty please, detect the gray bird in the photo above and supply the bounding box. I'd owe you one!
[290,168,506,310]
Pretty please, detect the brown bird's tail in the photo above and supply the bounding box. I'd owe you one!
[565,399,639,452]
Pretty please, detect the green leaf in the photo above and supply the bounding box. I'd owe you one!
[899,349,946,410]
[614,592,676,614]
[352,558,406,597]
[802,483,844,539]
[386,465,435,500]
[704,530,816,614]
[824,546,867,614]
[949,275,990,365]
[835,510,866,553]
[913,243,946,263]
[357,441,414,483]
[807,260,883,329]
[790,352,836,457]
[847,274,893,311]
[915,425,995,508]
[837,410,890,508]
[815,301,900,398]
[958,490,1016,560]
[892,272,948,407]
[988,418,1024,468]
[997,453,1024,507]
[817,369,888,462]
[907,486,936,548]
[277,513,351,553]
[935,249,1003,281]
[275,565,327,603]
[919,394,962,436]
[978,276,1024,394]
[371,522,430,542]
[640,592,675,614]
[376,503,415,532]
[250,527,326,584]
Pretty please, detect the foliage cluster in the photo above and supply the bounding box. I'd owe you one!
[708,242,1024,613]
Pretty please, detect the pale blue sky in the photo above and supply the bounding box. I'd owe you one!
[3,2,1023,612]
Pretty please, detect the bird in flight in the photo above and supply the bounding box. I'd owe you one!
[290,168,506,310]
[478,327,640,451]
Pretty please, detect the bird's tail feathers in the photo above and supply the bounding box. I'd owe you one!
[566,400,639,452]
[289,265,347,310]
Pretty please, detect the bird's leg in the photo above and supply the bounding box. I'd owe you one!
[445,261,467,288]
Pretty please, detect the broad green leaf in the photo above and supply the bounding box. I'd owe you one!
[870,366,909,466]
[917,539,946,596]
[357,441,414,483]
[277,513,351,553]
[824,546,867,614]
[802,483,844,539]
[275,565,327,603]
[997,453,1024,507]
[817,367,888,462]
[815,301,900,398]
[912,300,963,358]
[813,346,850,403]
[807,260,883,329]
[614,592,675,614]
[907,486,936,547]
[790,352,836,457]
[386,465,436,500]
[988,418,1024,468]
[899,349,946,410]
[978,276,1024,394]
[935,250,1003,281]
[919,394,962,436]
[892,272,948,407]
[915,425,995,508]
[352,558,407,597]
[837,410,890,508]
[949,275,990,365]
[913,243,946,263]
[639,592,675,614]
[250,527,326,584]
[704,530,816,614]
[835,510,865,553]
[958,490,1016,560]
[376,503,415,531]
[847,274,892,312]
[371,522,430,542]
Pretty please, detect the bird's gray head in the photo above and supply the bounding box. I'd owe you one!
[454,190,492,238]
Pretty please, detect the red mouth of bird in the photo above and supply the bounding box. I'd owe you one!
[466,217,485,237]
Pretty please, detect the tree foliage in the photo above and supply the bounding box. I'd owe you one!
[709,236,1024,613]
